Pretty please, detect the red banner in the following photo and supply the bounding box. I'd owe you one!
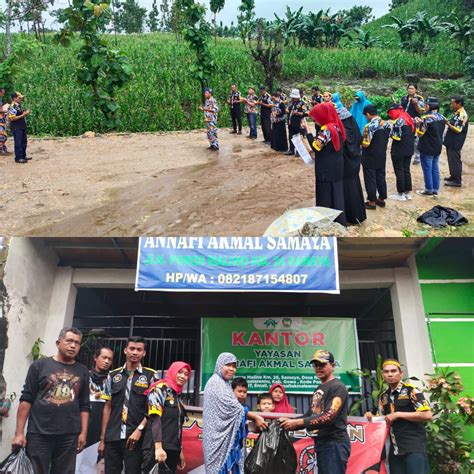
[181,412,388,474]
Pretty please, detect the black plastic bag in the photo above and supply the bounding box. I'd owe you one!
[417,205,468,228]
[273,429,297,473]
[245,420,297,474]
[0,449,34,474]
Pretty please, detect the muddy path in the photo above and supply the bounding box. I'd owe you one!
[0,128,472,237]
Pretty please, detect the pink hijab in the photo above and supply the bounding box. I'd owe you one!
[146,361,192,395]
[269,383,295,414]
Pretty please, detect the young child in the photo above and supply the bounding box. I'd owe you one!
[232,377,249,405]
[257,393,275,413]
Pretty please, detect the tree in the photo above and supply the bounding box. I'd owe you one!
[167,0,186,40]
[389,0,409,11]
[299,9,328,48]
[273,6,304,46]
[147,0,159,32]
[2,0,53,55]
[209,0,225,44]
[113,0,146,33]
[181,0,215,94]
[0,35,41,96]
[338,5,373,28]
[247,19,283,91]
[237,0,254,45]
[442,13,474,61]
[54,0,132,129]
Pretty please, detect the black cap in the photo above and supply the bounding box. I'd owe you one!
[363,104,378,115]
[310,350,335,365]
[425,97,439,108]
[259,85,266,90]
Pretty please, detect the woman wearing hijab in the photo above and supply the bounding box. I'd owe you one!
[269,383,295,414]
[300,102,347,226]
[387,104,415,201]
[332,93,366,225]
[270,90,288,152]
[350,91,372,134]
[143,361,191,473]
[203,353,267,474]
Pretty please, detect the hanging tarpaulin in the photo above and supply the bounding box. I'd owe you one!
[201,317,361,393]
[135,237,339,293]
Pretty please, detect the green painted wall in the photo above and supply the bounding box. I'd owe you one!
[416,239,474,440]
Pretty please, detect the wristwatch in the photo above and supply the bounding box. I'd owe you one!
[137,424,145,431]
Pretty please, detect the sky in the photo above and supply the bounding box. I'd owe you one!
[44,0,391,30]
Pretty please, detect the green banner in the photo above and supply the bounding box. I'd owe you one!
[201,317,361,393]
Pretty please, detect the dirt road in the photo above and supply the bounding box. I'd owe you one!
[0,128,472,237]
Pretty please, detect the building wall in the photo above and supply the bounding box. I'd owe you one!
[416,241,474,393]
[0,239,435,458]
[0,238,63,458]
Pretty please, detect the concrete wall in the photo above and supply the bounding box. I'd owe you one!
[0,238,75,458]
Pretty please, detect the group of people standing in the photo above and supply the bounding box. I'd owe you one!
[10,327,434,474]
[0,88,31,163]
[201,83,469,226]
[203,349,433,474]
[11,328,192,474]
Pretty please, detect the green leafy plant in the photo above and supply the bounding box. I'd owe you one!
[28,337,45,361]
[237,0,255,45]
[181,0,215,94]
[424,368,473,474]
[349,354,387,415]
[442,12,474,61]
[0,35,41,97]
[247,19,283,91]
[54,0,132,129]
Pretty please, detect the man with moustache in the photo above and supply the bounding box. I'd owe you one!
[366,359,432,474]
[12,327,90,473]
[280,350,350,474]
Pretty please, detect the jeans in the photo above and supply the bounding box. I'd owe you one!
[420,153,440,192]
[315,438,351,474]
[247,112,257,137]
[26,433,78,474]
[389,451,429,474]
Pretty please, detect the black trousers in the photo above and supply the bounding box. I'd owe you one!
[230,107,242,132]
[363,166,387,201]
[12,128,27,161]
[261,114,272,142]
[105,439,143,474]
[26,433,78,474]
[288,124,301,152]
[391,155,412,193]
[446,148,462,184]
